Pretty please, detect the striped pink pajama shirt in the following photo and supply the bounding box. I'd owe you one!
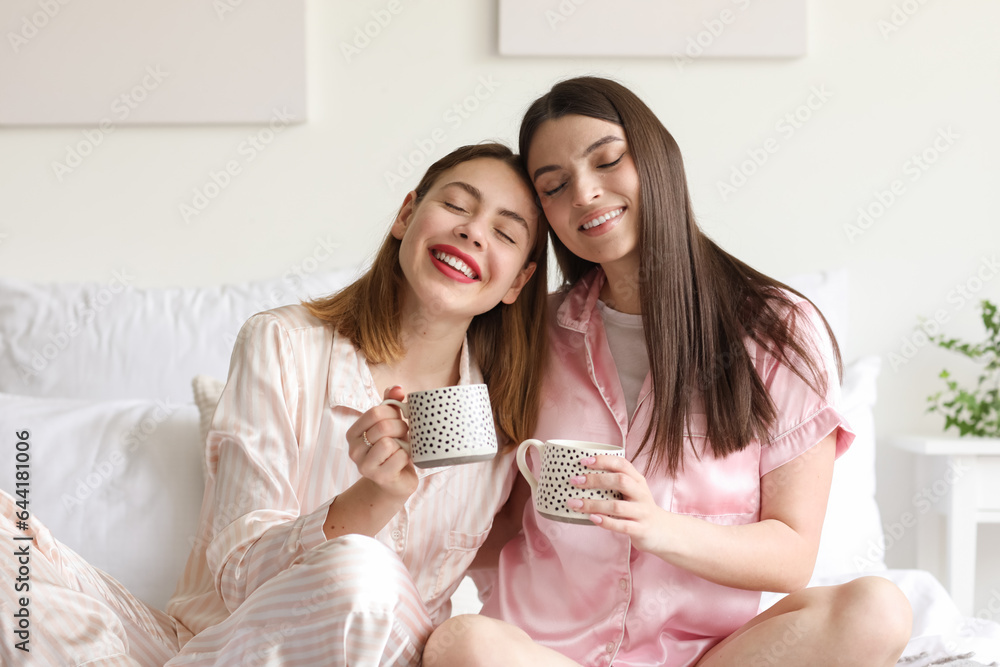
[1,304,515,666]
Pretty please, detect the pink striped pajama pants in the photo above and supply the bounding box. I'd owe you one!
[1,492,434,666]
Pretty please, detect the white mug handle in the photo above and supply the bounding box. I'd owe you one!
[380,399,411,454]
[516,439,544,495]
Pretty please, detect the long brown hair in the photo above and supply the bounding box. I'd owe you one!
[304,143,549,445]
[520,77,841,475]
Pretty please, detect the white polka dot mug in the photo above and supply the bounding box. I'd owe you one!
[382,384,498,468]
[516,439,625,524]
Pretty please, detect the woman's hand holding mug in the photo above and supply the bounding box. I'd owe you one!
[516,439,625,525]
[380,384,498,468]
[347,386,419,502]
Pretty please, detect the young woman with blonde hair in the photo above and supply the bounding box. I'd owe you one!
[0,142,548,667]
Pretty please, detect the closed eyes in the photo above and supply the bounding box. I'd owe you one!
[444,201,519,244]
[599,152,625,169]
[542,183,566,197]
[495,228,516,244]
[540,152,626,198]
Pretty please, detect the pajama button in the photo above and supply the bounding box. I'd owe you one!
[606,641,615,654]
[391,530,402,540]
[619,577,629,591]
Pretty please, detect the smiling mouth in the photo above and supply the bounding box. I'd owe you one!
[432,250,480,280]
[580,207,625,231]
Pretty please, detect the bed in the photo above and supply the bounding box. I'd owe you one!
[1,267,998,665]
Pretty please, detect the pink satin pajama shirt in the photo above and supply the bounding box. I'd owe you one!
[482,270,855,667]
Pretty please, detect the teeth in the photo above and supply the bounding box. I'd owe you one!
[581,207,624,231]
[433,250,478,279]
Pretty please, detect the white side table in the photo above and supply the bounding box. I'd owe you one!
[891,435,1000,616]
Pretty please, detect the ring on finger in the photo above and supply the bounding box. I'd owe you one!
[362,430,372,448]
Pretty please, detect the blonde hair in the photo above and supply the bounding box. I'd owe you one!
[304,143,549,445]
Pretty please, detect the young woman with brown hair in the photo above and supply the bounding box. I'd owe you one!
[424,79,912,667]
[0,143,548,667]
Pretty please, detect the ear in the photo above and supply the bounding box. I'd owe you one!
[501,261,537,305]
[391,191,419,240]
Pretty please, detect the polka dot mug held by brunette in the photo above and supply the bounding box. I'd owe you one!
[516,439,624,524]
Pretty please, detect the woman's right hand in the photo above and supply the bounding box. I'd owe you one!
[346,385,419,502]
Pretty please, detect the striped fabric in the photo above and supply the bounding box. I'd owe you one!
[1,305,515,666]
[167,535,434,666]
[0,490,179,666]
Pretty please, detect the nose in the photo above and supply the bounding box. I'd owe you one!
[455,216,486,248]
[570,171,601,207]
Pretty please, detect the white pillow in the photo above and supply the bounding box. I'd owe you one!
[0,269,359,402]
[813,355,887,578]
[783,268,850,350]
[780,269,887,576]
[0,392,205,611]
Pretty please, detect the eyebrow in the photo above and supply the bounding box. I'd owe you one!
[442,181,530,230]
[531,135,624,183]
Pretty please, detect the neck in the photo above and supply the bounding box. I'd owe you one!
[599,257,642,315]
[369,295,472,395]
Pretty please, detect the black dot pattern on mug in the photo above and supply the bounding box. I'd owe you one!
[535,446,624,515]
[408,386,496,458]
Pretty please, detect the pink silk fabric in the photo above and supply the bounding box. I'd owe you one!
[483,270,854,667]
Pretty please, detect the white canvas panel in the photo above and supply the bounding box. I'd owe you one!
[499,0,807,58]
[0,0,306,125]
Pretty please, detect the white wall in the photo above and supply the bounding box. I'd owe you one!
[1,0,998,611]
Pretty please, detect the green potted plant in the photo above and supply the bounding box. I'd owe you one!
[926,299,1000,437]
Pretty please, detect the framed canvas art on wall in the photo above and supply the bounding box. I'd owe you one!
[499,0,807,59]
[0,0,306,125]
